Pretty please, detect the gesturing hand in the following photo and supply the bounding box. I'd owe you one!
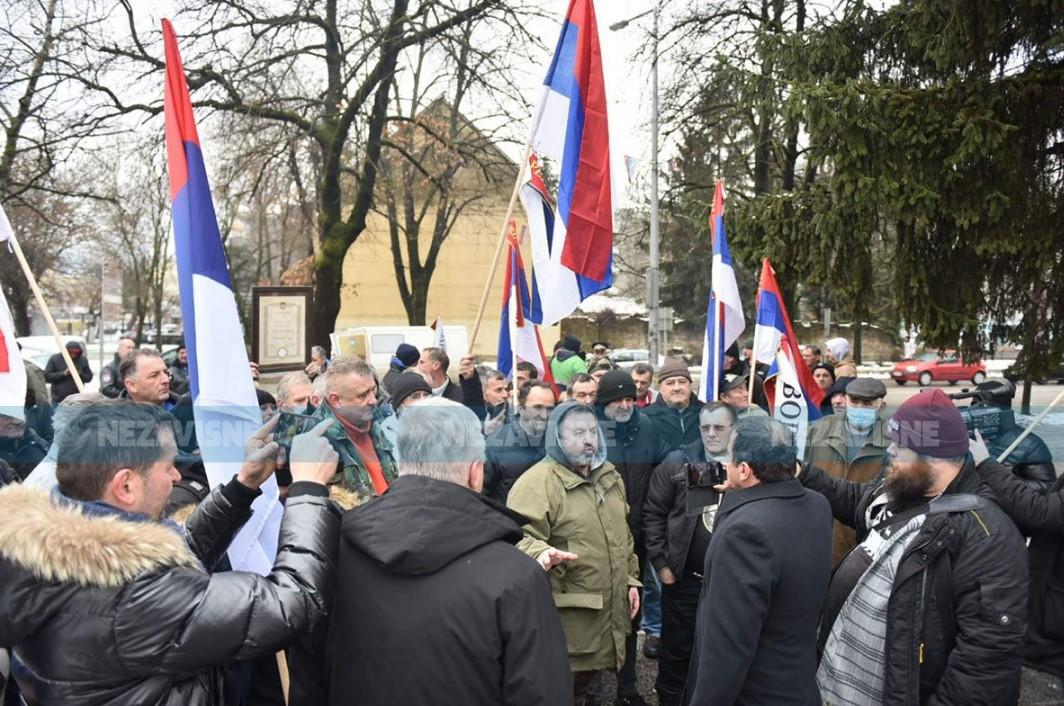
[290,419,339,485]
[536,547,578,572]
[237,415,280,489]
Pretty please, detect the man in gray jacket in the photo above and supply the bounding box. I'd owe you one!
[0,402,340,705]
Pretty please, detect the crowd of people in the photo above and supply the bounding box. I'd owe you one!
[0,332,1060,706]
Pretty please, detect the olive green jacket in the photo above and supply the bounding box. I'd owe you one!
[312,402,399,507]
[507,454,641,673]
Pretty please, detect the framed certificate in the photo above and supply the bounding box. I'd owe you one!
[251,287,313,372]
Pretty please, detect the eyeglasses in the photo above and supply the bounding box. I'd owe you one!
[699,424,732,433]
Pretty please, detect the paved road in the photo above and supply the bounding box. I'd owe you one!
[598,636,1064,705]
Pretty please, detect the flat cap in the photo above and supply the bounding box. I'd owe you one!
[845,377,887,400]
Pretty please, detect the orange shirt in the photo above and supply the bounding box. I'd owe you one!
[335,413,389,495]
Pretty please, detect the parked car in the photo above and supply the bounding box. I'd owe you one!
[609,348,650,370]
[1003,359,1064,385]
[891,350,987,387]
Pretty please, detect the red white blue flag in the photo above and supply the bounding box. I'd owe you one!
[163,20,281,574]
[520,154,610,325]
[527,0,613,287]
[698,181,746,402]
[753,259,825,455]
[497,222,554,386]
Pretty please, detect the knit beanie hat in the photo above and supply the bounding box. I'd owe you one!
[825,337,851,361]
[597,370,637,406]
[390,372,432,409]
[395,343,420,368]
[562,335,582,353]
[887,389,969,458]
[658,356,691,383]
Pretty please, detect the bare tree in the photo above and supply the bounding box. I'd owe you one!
[91,140,171,347]
[84,0,546,341]
[376,23,517,324]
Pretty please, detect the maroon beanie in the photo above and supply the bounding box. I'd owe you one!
[886,389,969,458]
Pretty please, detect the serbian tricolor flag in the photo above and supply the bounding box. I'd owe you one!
[0,205,26,421]
[698,181,746,402]
[527,0,613,289]
[497,222,554,387]
[430,317,447,351]
[521,154,610,325]
[163,20,282,575]
[752,259,824,456]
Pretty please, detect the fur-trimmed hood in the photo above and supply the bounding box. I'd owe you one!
[0,484,199,589]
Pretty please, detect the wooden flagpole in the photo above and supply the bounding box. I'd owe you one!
[468,143,533,352]
[6,232,85,393]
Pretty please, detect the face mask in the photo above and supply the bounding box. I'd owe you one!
[847,406,876,430]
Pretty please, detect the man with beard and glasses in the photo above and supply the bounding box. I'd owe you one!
[802,389,1028,706]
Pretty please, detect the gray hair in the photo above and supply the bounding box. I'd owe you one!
[477,365,505,388]
[323,356,375,394]
[118,348,162,382]
[397,397,485,485]
[54,393,113,436]
[311,345,328,359]
[311,374,328,402]
[277,371,312,404]
[730,416,796,483]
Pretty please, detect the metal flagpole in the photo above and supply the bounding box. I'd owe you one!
[996,387,1064,462]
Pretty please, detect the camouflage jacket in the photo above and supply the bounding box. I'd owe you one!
[312,403,399,507]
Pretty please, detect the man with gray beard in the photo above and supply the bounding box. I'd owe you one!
[803,389,1028,706]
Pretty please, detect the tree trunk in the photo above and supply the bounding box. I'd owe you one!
[7,290,30,336]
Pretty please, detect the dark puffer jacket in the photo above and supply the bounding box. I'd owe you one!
[596,404,660,553]
[483,419,546,502]
[0,481,339,706]
[976,459,1064,677]
[804,459,1028,705]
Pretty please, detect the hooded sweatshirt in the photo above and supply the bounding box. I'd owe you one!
[310,474,572,706]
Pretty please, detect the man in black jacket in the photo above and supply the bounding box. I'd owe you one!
[99,336,135,398]
[418,346,463,402]
[643,402,735,706]
[643,357,701,459]
[43,341,93,405]
[809,389,1028,706]
[972,430,1064,688]
[483,380,556,502]
[685,416,832,706]
[0,401,340,705]
[311,398,571,706]
[596,370,659,706]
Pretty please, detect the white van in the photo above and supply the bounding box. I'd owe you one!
[330,326,469,376]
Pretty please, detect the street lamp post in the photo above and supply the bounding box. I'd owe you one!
[610,7,661,365]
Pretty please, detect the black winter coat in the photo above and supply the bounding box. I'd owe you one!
[597,405,660,552]
[643,394,702,460]
[643,441,716,578]
[976,459,1064,677]
[684,479,832,706]
[98,354,124,398]
[483,420,546,502]
[293,474,572,706]
[804,459,1029,705]
[0,481,339,706]
[42,344,93,404]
